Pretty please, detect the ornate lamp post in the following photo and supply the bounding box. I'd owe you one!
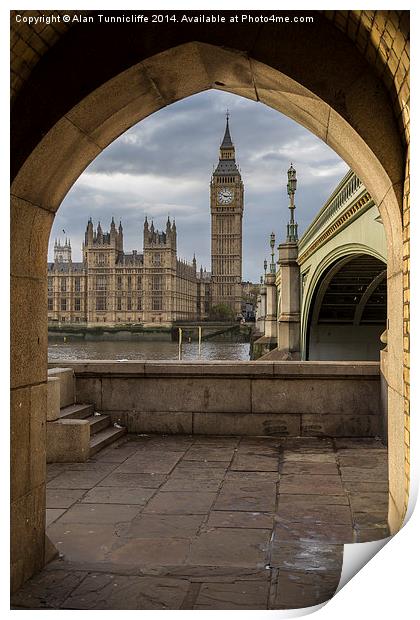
[270,232,276,273]
[286,163,298,242]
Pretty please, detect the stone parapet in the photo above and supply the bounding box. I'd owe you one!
[49,361,381,438]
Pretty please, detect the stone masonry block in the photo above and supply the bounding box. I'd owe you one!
[124,411,193,435]
[101,377,251,414]
[252,378,380,415]
[47,377,60,421]
[46,419,90,463]
[301,414,379,437]
[193,412,301,436]
[48,368,74,408]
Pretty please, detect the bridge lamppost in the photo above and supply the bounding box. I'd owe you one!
[287,163,298,243]
[270,232,276,274]
[276,164,301,358]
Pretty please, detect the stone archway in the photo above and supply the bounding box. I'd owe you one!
[11,12,409,592]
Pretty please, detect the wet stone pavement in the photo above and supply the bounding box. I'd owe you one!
[12,435,389,610]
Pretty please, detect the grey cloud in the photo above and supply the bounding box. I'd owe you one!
[50,90,347,281]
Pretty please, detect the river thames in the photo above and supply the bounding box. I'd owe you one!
[48,340,251,361]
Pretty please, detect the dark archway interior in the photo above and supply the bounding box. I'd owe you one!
[306,254,387,360]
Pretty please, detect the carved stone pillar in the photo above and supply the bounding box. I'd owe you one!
[277,241,300,357]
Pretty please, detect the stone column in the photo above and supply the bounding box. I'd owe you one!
[264,272,277,342]
[277,241,301,357]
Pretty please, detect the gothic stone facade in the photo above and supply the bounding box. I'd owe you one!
[48,218,211,327]
[48,115,245,327]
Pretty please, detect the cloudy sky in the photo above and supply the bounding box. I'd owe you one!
[49,90,348,281]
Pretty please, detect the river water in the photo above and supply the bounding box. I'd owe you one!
[48,340,251,361]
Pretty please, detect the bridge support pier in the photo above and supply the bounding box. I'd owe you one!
[277,242,301,359]
[264,272,278,343]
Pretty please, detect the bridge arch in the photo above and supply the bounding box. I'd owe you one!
[300,243,387,358]
[303,250,387,361]
[11,11,409,591]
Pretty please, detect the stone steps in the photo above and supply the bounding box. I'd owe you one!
[86,414,112,435]
[58,403,94,420]
[89,426,127,457]
[57,403,126,457]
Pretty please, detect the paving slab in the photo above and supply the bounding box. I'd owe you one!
[168,467,227,481]
[11,569,88,609]
[47,523,119,563]
[62,573,191,610]
[282,452,337,463]
[46,508,67,526]
[214,481,277,512]
[120,513,205,539]
[207,511,274,529]
[183,446,236,461]
[98,472,166,488]
[273,569,340,609]
[343,480,389,494]
[81,486,156,505]
[277,494,349,506]
[109,538,192,567]
[348,493,389,512]
[278,474,345,495]
[92,446,140,463]
[194,580,270,609]
[55,503,141,525]
[269,540,343,572]
[174,460,229,470]
[225,470,280,483]
[194,436,240,447]
[275,503,352,525]
[280,461,339,475]
[115,452,183,474]
[188,528,271,567]
[54,462,117,473]
[230,453,280,471]
[340,466,388,481]
[337,454,388,468]
[160,478,222,492]
[143,491,218,514]
[355,527,390,542]
[47,469,112,489]
[47,488,87,509]
[334,438,385,449]
[352,509,388,528]
[273,520,354,544]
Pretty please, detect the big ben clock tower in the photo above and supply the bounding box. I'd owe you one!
[210,112,244,317]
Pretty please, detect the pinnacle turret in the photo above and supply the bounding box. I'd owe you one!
[220,110,233,149]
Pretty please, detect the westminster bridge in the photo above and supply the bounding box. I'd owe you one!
[256,170,387,363]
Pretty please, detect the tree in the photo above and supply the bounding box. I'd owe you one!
[209,303,235,321]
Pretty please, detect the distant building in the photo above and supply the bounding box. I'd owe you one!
[47,218,210,327]
[48,114,259,327]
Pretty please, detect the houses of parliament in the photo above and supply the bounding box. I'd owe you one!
[47,114,245,327]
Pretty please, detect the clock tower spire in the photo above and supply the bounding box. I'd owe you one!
[210,112,244,317]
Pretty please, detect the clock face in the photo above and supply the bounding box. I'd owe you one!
[217,187,234,205]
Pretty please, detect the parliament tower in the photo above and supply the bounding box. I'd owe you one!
[210,113,244,316]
